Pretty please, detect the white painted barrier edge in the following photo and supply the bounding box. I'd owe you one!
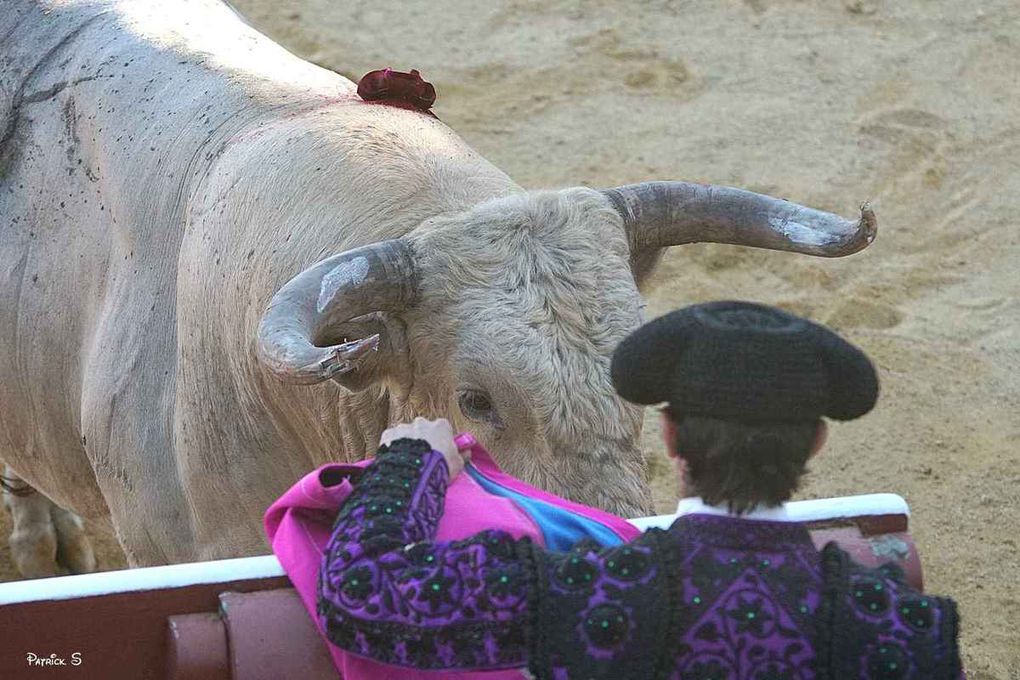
[0,554,285,606]
[627,493,909,531]
[0,493,908,606]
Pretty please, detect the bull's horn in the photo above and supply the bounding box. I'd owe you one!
[603,181,876,257]
[257,240,418,385]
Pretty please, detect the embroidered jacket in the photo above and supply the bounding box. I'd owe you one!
[318,439,962,679]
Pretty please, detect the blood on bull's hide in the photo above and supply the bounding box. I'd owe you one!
[0,0,875,573]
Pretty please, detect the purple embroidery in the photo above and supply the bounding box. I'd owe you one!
[317,439,961,678]
[319,440,530,670]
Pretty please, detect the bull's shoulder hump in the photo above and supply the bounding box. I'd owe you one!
[1,0,354,120]
[0,2,116,128]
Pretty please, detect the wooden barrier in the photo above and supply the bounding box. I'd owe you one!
[0,494,919,680]
[0,556,290,679]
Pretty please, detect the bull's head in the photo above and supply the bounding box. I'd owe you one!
[257,181,875,516]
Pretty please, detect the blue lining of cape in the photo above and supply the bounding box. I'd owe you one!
[465,465,625,551]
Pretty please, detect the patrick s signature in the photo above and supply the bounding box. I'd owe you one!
[25,652,83,667]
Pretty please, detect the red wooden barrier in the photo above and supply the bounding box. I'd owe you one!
[0,494,920,680]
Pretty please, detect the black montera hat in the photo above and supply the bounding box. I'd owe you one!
[610,301,878,422]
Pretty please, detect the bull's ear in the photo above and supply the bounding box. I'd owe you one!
[257,240,418,386]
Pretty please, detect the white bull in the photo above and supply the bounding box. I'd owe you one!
[0,0,875,574]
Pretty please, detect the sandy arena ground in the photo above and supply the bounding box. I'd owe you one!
[2,0,1018,676]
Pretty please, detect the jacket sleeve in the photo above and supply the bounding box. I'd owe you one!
[817,543,963,680]
[317,437,535,670]
[526,529,677,679]
[317,437,677,677]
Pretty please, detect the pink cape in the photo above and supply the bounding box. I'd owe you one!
[263,433,639,679]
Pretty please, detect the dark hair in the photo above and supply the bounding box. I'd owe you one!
[666,412,820,515]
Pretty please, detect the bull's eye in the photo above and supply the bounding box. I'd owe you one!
[458,390,498,425]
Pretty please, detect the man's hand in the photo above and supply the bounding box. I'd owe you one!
[380,417,467,480]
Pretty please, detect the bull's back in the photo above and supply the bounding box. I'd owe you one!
[0,0,517,559]
[0,0,357,511]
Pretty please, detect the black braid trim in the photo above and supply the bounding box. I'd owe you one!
[526,542,553,680]
[938,594,962,680]
[650,528,683,680]
[377,437,434,457]
[816,541,850,680]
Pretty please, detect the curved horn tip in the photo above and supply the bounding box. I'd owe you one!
[858,202,878,244]
[256,335,381,386]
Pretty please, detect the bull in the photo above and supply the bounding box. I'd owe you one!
[0,0,875,575]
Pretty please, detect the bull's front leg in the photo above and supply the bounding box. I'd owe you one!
[2,466,96,577]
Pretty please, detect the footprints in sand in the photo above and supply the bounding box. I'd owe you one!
[450,26,701,130]
[623,63,691,91]
[569,29,695,95]
[822,298,904,330]
[575,29,701,96]
[857,104,1006,258]
[866,108,948,130]
[858,106,949,147]
[777,292,904,332]
[741,0,880,16]
[858,106,952,190]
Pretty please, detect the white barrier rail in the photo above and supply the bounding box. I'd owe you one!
[628,492,909,531]
[0,554,285,606]
[0,493,908,606]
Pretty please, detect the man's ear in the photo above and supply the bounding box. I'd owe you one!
[809,420,829,459]
[660,411,679,459]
